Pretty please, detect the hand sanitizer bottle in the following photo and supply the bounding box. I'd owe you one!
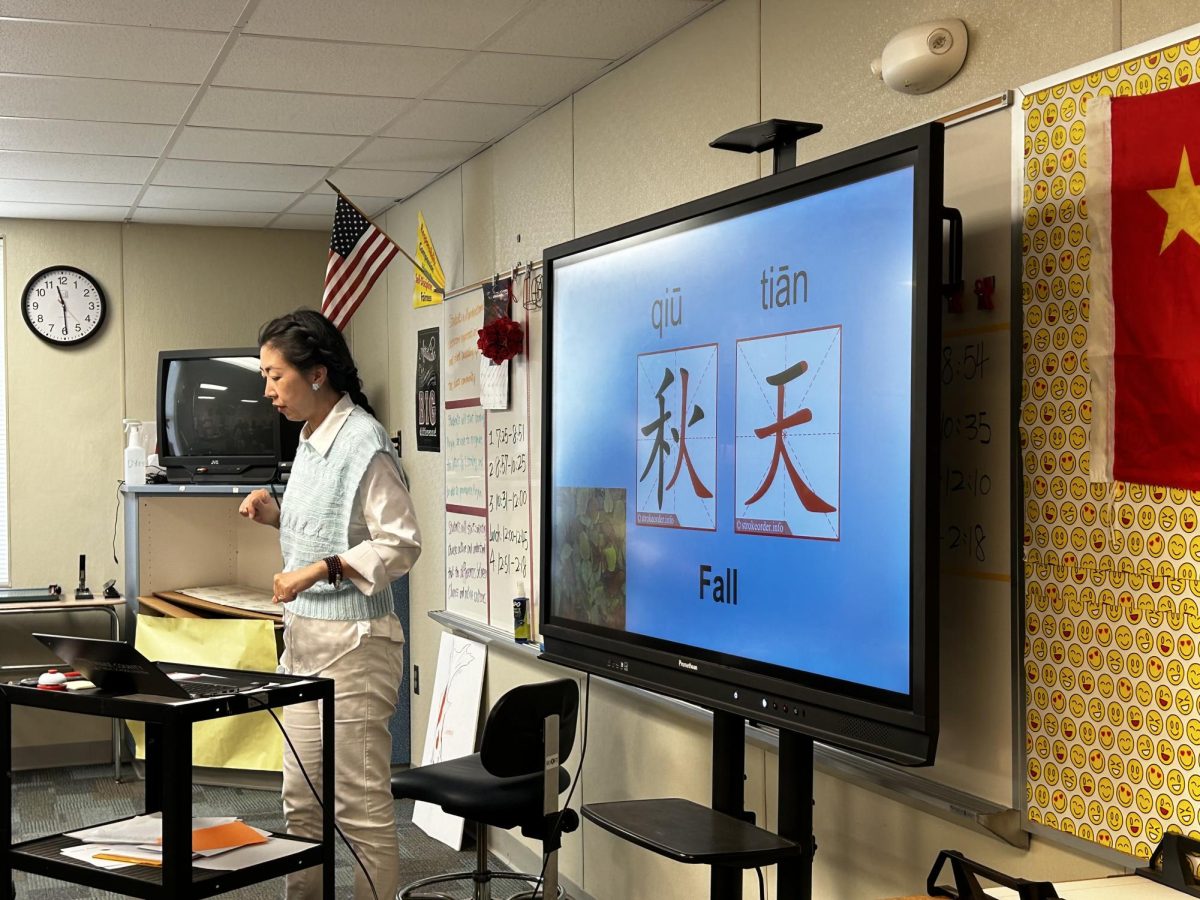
[123,419,146,486]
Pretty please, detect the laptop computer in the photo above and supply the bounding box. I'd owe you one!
[33,633,267,700]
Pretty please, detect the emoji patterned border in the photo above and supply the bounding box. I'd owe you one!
[1022,37,1200,858]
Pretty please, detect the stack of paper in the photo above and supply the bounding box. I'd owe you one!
[62,815,279,870]
[67,814,238,845]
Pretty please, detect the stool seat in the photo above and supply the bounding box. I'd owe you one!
[392,753,569,832]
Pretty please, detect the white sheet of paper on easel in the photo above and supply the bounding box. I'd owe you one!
[411,633,488,849]
[479,357,510,410]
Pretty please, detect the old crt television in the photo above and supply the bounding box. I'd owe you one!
[156,348,300,484]
[540,124,943,765]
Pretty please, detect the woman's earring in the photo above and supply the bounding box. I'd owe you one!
[312,382,320,392]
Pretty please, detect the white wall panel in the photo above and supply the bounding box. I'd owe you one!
[573,0,759,236]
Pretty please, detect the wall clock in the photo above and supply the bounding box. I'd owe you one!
[21,265,107,347]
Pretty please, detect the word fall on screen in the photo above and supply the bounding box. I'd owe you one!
[699,564,739,605]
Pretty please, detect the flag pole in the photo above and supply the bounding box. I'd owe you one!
[325,180,444,294]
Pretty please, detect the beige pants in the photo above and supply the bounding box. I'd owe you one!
[280,612,405,900]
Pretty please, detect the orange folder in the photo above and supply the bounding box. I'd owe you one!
[152,820,268,852]
[190,820,268,852]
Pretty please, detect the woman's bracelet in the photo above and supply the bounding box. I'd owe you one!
[323,555,343,588]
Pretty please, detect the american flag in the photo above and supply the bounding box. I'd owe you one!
[321,192,399,330]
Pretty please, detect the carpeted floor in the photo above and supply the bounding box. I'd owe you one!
[10,764,525,898]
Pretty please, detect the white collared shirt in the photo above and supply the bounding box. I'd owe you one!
[299,394,421,595]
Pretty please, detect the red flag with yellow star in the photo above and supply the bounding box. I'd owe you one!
[1087,82,1200,490]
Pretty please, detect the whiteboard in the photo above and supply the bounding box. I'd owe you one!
[442,282,537,633]
[929,102,1018,805]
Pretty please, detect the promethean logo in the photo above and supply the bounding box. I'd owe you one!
[677,659,698,671]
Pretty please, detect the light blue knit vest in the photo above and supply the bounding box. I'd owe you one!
[279,406,396,621]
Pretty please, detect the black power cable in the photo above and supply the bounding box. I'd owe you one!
[112,480,124,564]
[245,694,380,900]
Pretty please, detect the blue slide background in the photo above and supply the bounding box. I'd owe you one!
[551,167,916,694]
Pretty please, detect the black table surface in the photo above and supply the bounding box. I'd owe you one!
[0,663,330,723]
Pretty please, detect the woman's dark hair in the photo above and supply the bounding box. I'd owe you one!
[258,308,376,417]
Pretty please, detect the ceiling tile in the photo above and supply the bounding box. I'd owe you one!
[321,169,437,198]
[383,98,537,142]
[0,74,194,124]
[270,212,329,230]
[245,0,530,50]
[0,19,227,83]
[214,35,466,98]
[140,185,298,213]
[132,207,275,227]
[154,159,327,192]
[0,1,247,30]
[344,136,480,172]
[0,201,125,221]
[0,117,170,155]
[0,149,154,183]
[170,126,363,166]
[191,86,414,136]
[288,193,392,217]
[0,178,139,205]
[429,52,608,105]
[0,0,713,216]
[492,0,709,59]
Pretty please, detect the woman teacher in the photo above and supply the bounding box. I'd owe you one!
[240,308,421,900]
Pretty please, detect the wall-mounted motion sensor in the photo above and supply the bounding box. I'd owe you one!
[870,19,968,94]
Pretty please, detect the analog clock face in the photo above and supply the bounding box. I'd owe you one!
[22,266,106,346]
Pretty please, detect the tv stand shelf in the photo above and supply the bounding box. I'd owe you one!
[120,483,286,638]
[582,798,803,868]
[122,484,284,495]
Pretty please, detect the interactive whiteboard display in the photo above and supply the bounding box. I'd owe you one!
[549,164,916,694]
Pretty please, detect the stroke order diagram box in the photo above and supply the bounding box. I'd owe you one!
[734,326,841,541]
[635,343,719,532]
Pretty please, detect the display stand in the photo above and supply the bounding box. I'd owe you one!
[582,709,815,899]
[0,665,334,898]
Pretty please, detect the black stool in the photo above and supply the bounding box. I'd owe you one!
[393,678,580,899]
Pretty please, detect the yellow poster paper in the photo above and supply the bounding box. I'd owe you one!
[127,616,282,771]
[413,211,446,308]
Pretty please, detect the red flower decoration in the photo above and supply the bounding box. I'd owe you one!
[477,315,524,364]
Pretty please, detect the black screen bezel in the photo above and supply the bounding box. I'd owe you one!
[539,124,943,763]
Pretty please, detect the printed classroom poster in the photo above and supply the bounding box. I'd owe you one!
[416,326,441,452]
[413,211,446,308]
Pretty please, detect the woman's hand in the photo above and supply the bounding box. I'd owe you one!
[239,489,280,528]
[272,562,326,604]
